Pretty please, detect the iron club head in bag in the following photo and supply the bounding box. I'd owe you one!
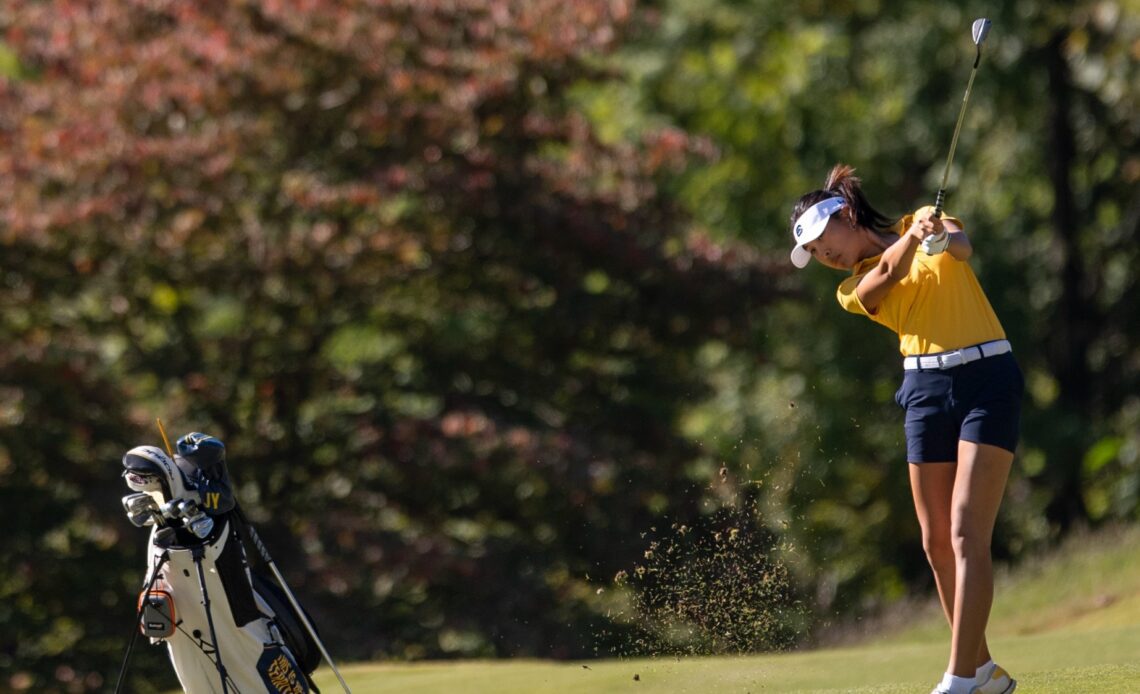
[123,445,216,539]
[122,492,163,528]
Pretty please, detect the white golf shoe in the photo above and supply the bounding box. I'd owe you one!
[975,663,1017,694]
[930,678,978,694]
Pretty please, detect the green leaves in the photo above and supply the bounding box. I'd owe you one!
[0,41,21,77]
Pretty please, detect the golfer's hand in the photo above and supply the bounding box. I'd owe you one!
[902,208,939,240]
[907,210,943,243]
[921,228,950,254]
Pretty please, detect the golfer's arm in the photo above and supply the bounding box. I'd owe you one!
[943,219,972,261]
[855,233,922,313]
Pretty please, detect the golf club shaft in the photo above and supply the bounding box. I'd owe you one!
[934,65,979,218]
[934,17,990,218]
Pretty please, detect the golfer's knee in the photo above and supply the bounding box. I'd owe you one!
[922,532,955,571]
[950,522,991,559]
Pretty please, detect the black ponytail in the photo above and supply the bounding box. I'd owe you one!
[789,164,897,234]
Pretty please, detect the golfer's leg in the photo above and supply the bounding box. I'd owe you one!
[910,463,993,667]
[909,463,957,621]
[948,441,1013,677]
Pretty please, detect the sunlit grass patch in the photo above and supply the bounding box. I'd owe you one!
[307,524,1140,693]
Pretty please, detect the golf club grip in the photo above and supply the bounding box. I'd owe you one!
[933,189,946,218]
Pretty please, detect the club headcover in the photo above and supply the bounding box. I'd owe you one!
[175,432,236,515]
[122,445,197,504]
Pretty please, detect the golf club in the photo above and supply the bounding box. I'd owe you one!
[122,492,162,527]
[933,17,992,218]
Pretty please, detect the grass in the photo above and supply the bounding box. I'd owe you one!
[874,523,1140,644]
[308,524,1140,693]
[315,639,1140,692]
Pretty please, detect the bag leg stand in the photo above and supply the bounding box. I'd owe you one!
[114,550,170,694]
[192,544,231,694]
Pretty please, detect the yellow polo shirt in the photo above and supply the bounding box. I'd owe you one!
[836,207,1005,356]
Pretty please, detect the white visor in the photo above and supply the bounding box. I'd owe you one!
[790,196,846,268]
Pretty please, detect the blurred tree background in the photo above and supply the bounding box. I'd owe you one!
[1,0,1137,691]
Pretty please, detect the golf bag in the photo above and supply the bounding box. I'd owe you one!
[120,438,321,694]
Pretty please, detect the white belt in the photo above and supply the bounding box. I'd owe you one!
[903,339,1011,371]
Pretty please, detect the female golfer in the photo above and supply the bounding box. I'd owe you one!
[790,165,1020,694]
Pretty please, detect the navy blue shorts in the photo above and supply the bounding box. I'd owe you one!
[895,351,1024,463]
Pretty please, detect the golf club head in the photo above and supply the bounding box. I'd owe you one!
[154,526,177,548]
[123,492,158,514]
[123,492,161,527]
[972,18,992,46]
[127,511,157,528]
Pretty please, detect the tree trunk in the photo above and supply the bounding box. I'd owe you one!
[1042,29,1091,529]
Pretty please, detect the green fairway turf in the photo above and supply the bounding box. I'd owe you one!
[314,626,1140,692]
[308,525,1140,693]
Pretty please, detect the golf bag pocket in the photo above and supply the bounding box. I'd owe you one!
[257,644,309,694]
[252,570,322,676]
[138,583,177,639]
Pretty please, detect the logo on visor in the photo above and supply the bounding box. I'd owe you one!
[794,224,804,238]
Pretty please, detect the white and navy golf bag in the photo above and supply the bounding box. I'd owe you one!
[121,439,322,694]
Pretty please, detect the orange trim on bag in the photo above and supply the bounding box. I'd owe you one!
[138,585,177,638]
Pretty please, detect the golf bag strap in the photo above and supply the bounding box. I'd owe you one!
[216,518,261,627]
